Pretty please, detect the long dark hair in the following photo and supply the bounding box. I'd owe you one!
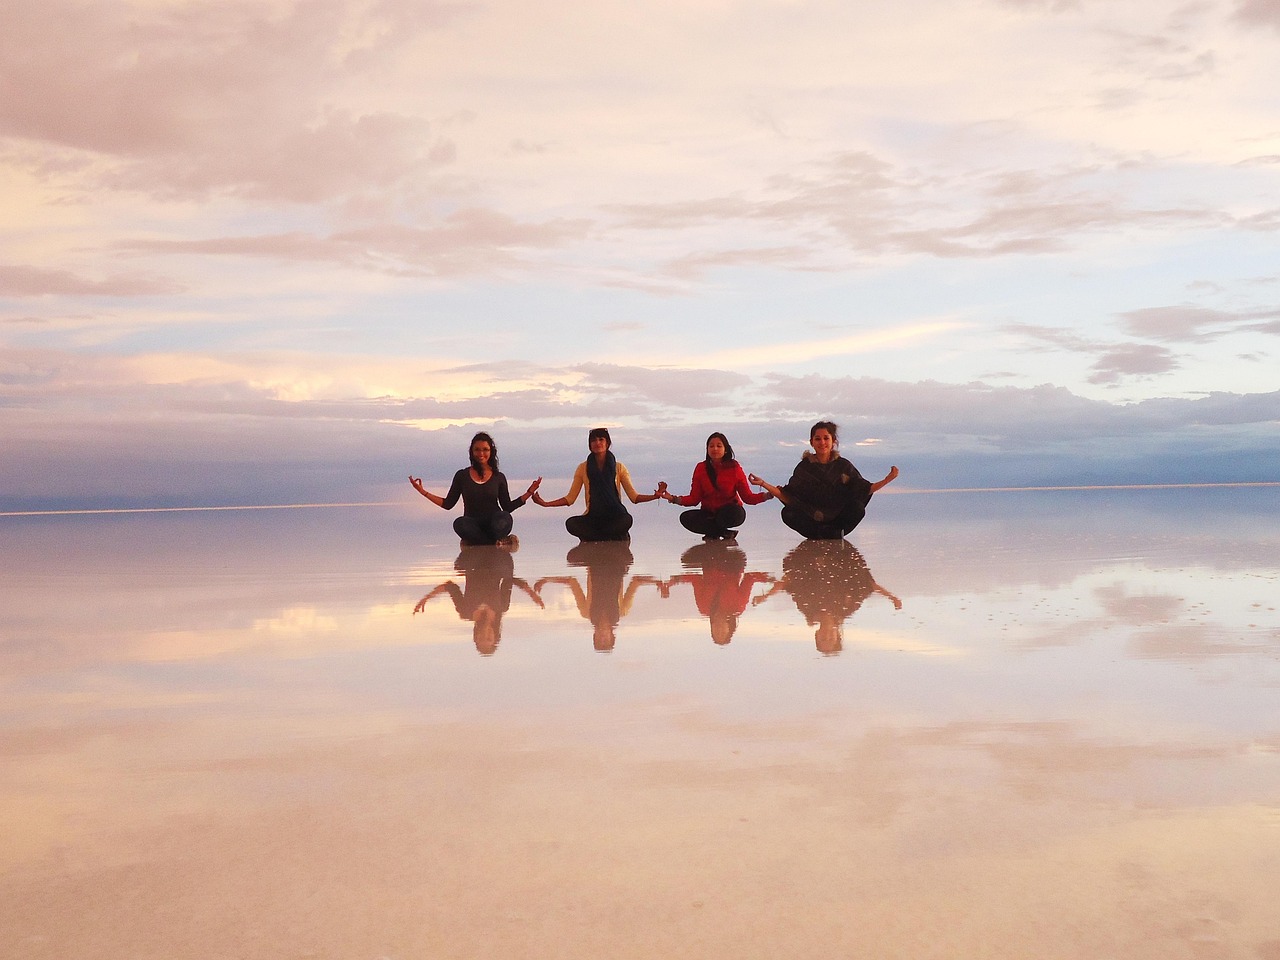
[704,431,736,487]
[468,431,499,474]
[585,427,616,481]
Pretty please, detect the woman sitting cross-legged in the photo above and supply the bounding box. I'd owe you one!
[409,431,541,546]
[661,431,772,540]
[533,427,665,542]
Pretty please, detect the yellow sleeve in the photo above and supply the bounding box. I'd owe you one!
[563,461,588,508]
[615,461,642,503]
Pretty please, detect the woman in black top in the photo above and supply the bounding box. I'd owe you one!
[410,432,541,546]
[750,420,898,540]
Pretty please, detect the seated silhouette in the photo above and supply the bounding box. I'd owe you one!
[663,541,772,645]
[535,541,661,651]
[414,546,541,655]
[753,539,900,654]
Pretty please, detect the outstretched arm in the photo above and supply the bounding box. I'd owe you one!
[534,465,583,508]
[513,578,545,608]
[872,580,903,610]
[750,575,786,606]
[413,582,460,614]
[409,476,448,508]
[618,463,666,504]
[508,476,542,510]
[535,576,589,618]
[748,473,789,505]
[869,465,899,494]
[633,481,667,504]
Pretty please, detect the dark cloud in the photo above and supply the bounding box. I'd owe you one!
[758,373,1280,449]
[4,365,1279,510]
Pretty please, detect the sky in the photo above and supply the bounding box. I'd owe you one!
[2,0,1279,510]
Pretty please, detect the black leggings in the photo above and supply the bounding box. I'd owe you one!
[566,511,633,542]
[780,502,866,540]
[679,503,745,538]
[454,512,514,546]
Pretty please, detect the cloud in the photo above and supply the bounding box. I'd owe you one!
[4,344,1279,509]
[0,0,466,203]
[758,373,1280,448]
[1006,322,1184,386]
[1118,305,1280,343]
[572,362,753,409]
[1234,0,1280,30]
[121,209,592,276]
[612,151,1228,268]
[1086,343,1179,384]
[0,263,181,297]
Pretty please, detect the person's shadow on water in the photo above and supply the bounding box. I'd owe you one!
[414,543,542,655]
[535,541,662,652]
[662,541,772,646]
[752,539,901,655]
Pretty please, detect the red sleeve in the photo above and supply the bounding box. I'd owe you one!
[682,462,711,507]
[733,463,770,505]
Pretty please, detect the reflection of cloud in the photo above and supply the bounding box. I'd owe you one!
[1127,623,1264,662]
[1094,583,1183,625]
[252,606,338,636]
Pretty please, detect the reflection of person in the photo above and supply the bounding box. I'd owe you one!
[661,432,772,541]
[535,541,661,651]
[409,431,542,546]
[749,420,898,540]
[413,546,542,655]
[663,541,772,645]
[532,427,665,542]
[753,538,901,654]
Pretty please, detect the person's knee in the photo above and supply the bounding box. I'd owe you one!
[454,517,490,545]
[492,512,514,539]
[680,510,711,534]
[719,504,745,528]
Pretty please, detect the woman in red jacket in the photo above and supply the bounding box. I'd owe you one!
[662,432,773,540]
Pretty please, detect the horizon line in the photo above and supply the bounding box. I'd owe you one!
[2,482,1276,517]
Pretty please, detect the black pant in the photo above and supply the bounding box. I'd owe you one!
[454,512,514,545]
[780,502,865,540]
[679,503,745,538]
[566,511,633,542]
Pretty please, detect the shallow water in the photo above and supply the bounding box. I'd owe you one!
[2,489,1278,959]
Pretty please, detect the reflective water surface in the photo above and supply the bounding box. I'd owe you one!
[2,489,1278,959]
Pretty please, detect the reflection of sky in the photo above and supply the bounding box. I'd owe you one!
[4,489,1276,729]
[2,490,1278,955]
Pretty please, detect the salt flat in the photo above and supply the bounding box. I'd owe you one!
[1,488,1277,959]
